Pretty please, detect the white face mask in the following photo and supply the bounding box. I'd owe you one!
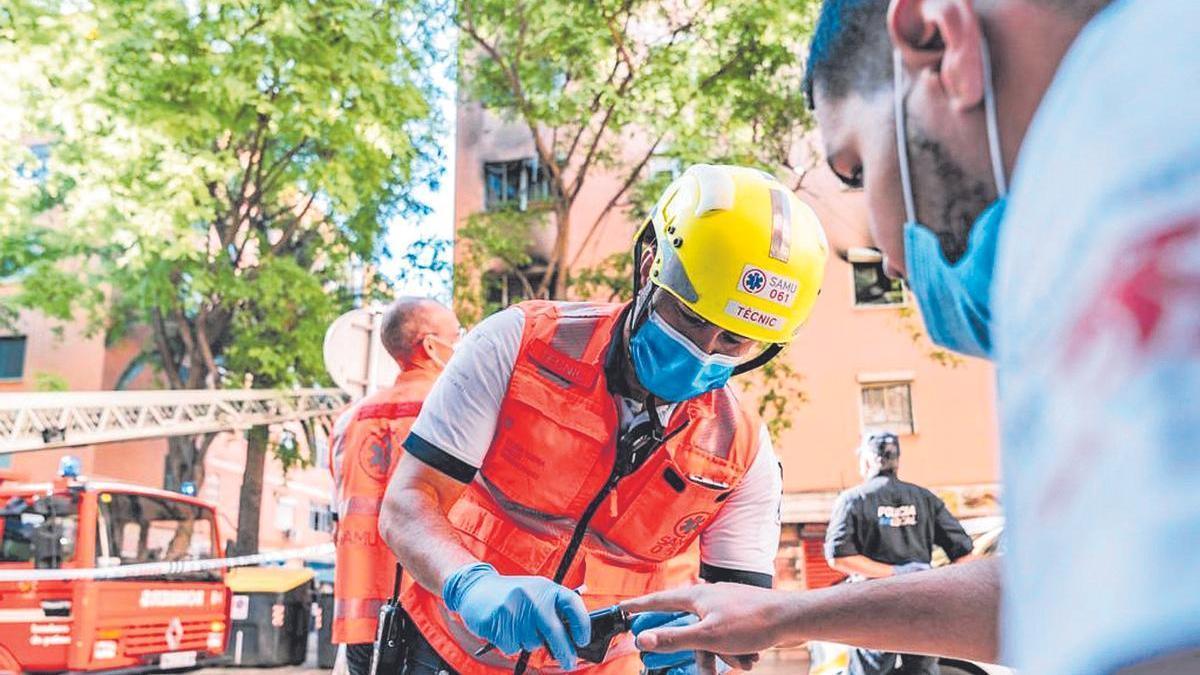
[424,334,458,369]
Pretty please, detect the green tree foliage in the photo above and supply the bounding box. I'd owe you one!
[456,0,820,301]
[1,0,443,550]
[451,0,821,438]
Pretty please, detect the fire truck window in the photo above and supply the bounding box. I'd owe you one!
[97,493,218,580]
[1,495,79,566]
[0,498,36,562]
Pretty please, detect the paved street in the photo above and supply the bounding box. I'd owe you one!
[194,645,812,674]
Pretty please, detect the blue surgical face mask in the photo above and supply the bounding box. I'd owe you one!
[904,198,1005,357]
[892,36,1007,359]
[629,311,739,402]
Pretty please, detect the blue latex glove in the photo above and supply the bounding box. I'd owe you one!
[632,612,730,674]
[442,562,590,670]
[893,561,932,575]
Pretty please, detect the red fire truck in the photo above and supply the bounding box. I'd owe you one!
[0,467,230,673]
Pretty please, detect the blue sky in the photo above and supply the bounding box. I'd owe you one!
[380,27,457,303]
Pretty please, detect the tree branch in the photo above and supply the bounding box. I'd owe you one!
[171,306,204,389]
[227,114,269,249]
[568,135,662,269]
[561,58,619,166]
[603,4,636,78]
[195,307,220,389]
[257,137,310,200]
[269,192,319,256]
[151,308,184,390]
[459,19,568,198]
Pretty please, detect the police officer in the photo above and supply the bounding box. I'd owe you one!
[824,432,975,675]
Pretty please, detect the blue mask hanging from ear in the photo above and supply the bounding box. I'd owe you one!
[892,36,1007,359]
[903,198,1004,357]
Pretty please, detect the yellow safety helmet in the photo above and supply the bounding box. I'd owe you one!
[634,164,828,344]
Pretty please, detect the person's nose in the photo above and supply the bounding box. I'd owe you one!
[687,326,725,355]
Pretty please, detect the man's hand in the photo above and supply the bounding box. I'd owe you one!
[443,562,591,670]
[623,584,788,660]
[632,612,756,674]
[624,559,1004,667]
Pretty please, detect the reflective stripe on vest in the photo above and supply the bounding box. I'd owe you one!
[357,400,423,421]
[401,300,762,673]
[338,496,384,519]
[334,597,386,620]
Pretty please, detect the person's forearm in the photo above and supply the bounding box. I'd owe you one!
[779,557,1001,662]
[379,484,477,596]
[828,554,895,579]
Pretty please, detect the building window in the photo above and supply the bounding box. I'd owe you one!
[483,263,554,309]
[484,157,553,211]
[852,261,905,307]
[309,503,335,534]
[274,497,296,539]
[0,336,27,381]
[860,381,915,435]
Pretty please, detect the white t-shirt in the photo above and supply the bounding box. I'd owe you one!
[410,306,784,578]
[993,1,1200,672]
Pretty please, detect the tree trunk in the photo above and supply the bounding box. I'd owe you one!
[550,204,571,298]
[234,425,270,555]
[163,435,208,493]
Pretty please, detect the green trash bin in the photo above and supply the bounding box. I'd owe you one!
[225,567,315,667]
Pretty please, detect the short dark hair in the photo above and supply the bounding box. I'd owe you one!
[803,0,892,109]
[804,0,1115,108]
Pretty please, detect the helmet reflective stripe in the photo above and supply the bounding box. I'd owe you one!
[769,188,792,263]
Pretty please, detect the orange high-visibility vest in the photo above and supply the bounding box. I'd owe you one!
[402,301,762,674]
[331,368,438,645]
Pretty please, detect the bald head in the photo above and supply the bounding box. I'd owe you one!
[380,297,460,368]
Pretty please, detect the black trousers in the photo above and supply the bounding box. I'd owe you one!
[346,643,376,675]
[399,624,458,675]
[849,647,940,675]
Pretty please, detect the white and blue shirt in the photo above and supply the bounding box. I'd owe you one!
[994,1,1200,672]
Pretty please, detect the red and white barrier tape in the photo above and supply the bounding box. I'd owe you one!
[0,542,334,582]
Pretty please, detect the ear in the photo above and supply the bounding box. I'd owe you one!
[637,241,656,287]
[888,0,986,113]
[420,334,437,360]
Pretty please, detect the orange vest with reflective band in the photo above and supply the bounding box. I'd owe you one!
[332,368,437,645]
[402,301,761,674]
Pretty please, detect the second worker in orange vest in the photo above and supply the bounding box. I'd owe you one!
[380,165,829,675]
[329,297,461,675]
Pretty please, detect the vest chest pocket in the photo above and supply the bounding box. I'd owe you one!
[485,365,615,514]
[599,445,740,562]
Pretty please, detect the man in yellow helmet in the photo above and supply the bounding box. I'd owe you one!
[378,164,827,674]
